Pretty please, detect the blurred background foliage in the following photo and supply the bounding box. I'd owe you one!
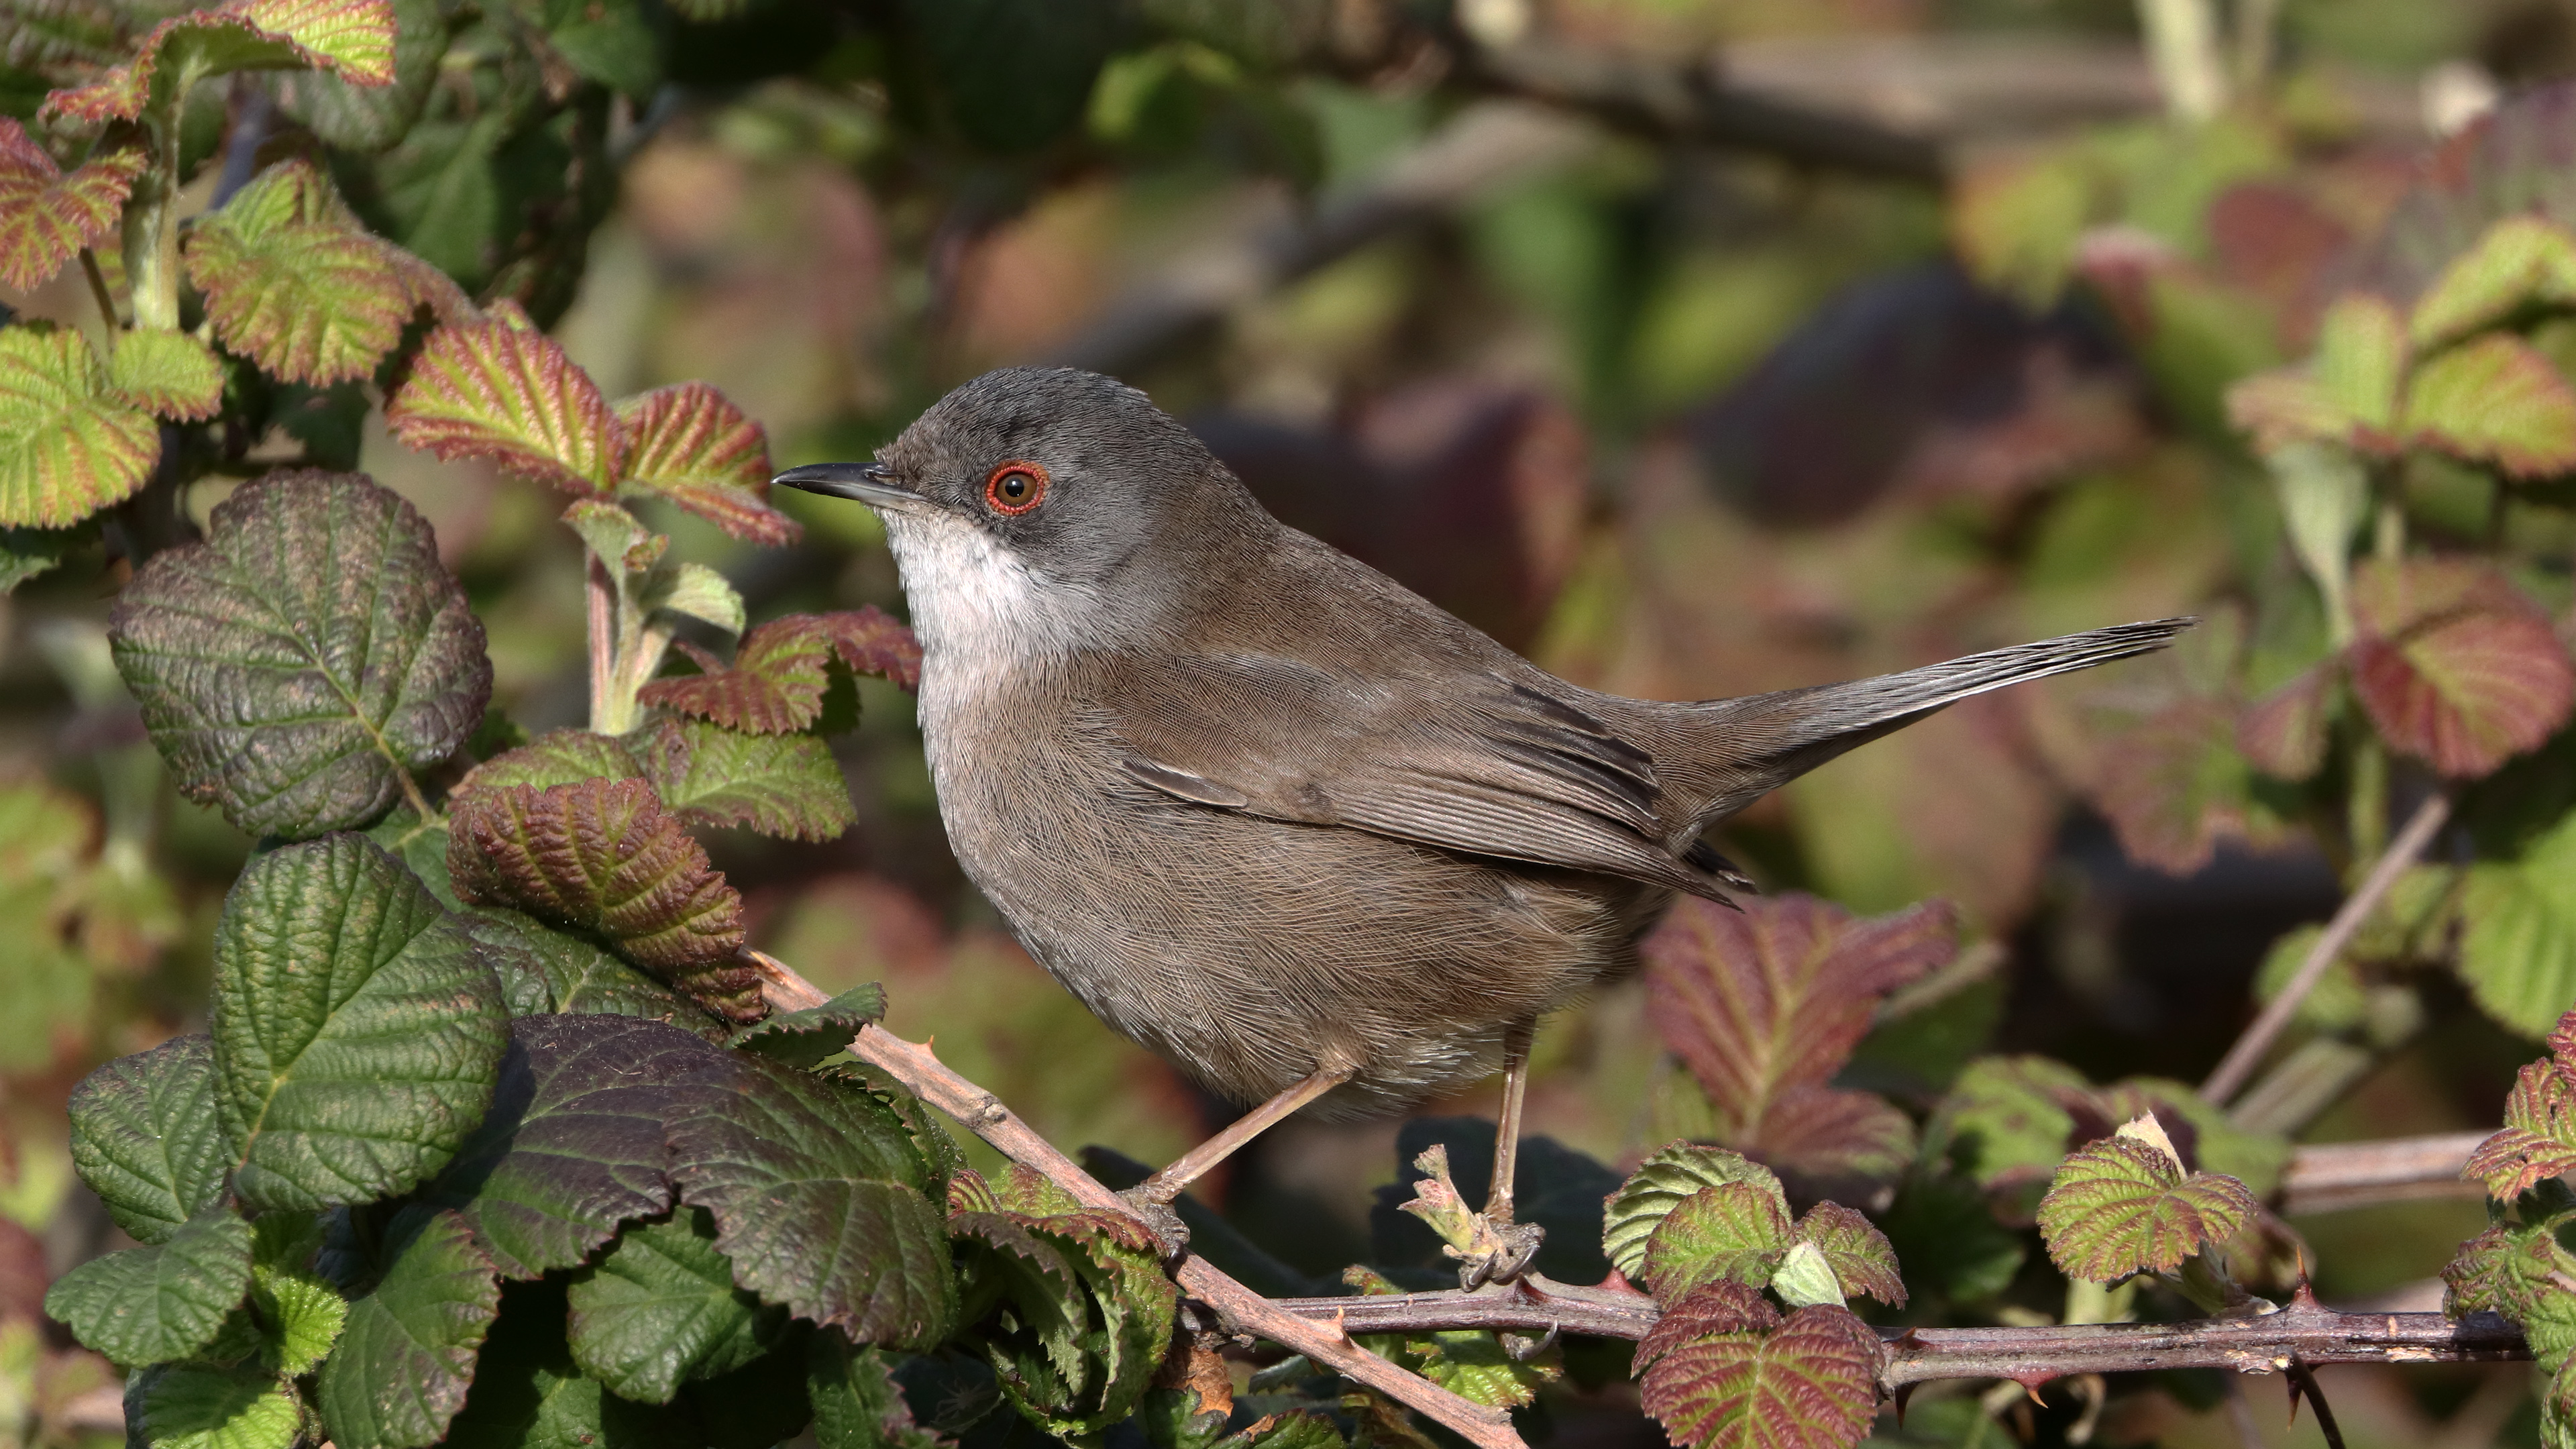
[5,0,2576,1444]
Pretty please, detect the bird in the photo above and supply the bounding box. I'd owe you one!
[775,366,2187,1283]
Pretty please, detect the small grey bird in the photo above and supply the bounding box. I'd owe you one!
[777,366,2184,1282]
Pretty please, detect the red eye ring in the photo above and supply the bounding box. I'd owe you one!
[984,461,1049,515]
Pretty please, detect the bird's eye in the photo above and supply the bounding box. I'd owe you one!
[983,461,1049,515]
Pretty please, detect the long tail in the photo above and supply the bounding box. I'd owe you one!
[1656,617,2196,835]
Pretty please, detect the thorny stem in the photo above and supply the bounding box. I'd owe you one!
[2202,792,2452,1105]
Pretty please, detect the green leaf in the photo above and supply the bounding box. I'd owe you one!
[40,0,397,128]
[1405,1328,1558,1409]
[0,119,142,290]
[44,1205,254,1366]
[256,1260,346,1375]
[317,1205,502,1449]
[541,0,659,95]
[809,1334,943,1449]
[366,808,460,908]
[1605,1144,1790,1283]
[733,983,885,1068]
[2349,559,2576,778]
[2465,1061,2576,1199]
[2406,332,2576,477]
[568,1207,786,1403]
[134,1362,301,1449]
[445,777,749,983]
[456,729,643,796]
[2445,1218,2576,1372]
[109,468,493,838]
[1633,1283,1881,1449]
[2035,1132,2259,1283]
[1639,1182,1792,1299]
[639,608,922,734]
[634,719,857,842]
[1931,1055,2090,1191]
[668,1051,957,1347]
[2411,215,2576,346]
[909,0,1118,154]
[2315,294,2408,438]
[265,0,445,152]
[211,834,508,1212]
[440,1277,702,1449]
[0,321,158,528]
[0,519,91,592]
[109,327,226,420]
[639,561,744,635]
[1790,1202,1906,1309]
[184,158,417,385]
[2462,810,2576,1036]
[386,307,625,495]
[460,908,723,1035]
[67,1033,227,1245]
[614,382,796,545]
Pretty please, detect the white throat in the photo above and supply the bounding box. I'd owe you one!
[878,506,1097,686]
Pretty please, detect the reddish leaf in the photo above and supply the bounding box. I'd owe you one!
[184,158,413,385]
[2035,1134,2260,1283]
[1636,1283,1880,1449]
[1643,893,1954,1136]
[614,382,797,545]
[2463,1061,2576,1199]
[386,311,626,495]
[2237,664,2337,781]
[2349,559,2576,777]
[2406,333,2576,477]
[1790,1203,1906,1309]
[0,323,158,528]
[41,0,394,127]
[2089,696,2261,874]
[107,328,226,421]
[1743,1087,1916,1200]
[447,777,746,981]
[639,608,921,734]
[0,121,143,291]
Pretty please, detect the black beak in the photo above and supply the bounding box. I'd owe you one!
[773,462,917,507]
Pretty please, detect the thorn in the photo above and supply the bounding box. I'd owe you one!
[1332,1307,1352,1343]
[1893,1384,1916,1428]
[2290,1278,2322,1313]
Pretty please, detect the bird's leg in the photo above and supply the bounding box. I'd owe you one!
[1130,1062,1355,1226]
[1458,1018,1546,1290]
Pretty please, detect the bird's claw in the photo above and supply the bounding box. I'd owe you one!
[1116,1187,1192,1265]
[1456,1218,1544,1290]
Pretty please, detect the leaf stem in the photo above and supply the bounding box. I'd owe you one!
[2200,792,2451,1105]
[586,553,618,733]
[79,248,121,341]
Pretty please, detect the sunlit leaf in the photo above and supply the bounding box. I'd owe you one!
[317,1205,500,1449]
[1640,1181,1791,1299]
[639,608,922,734]
[1790,1203,1906,1309]
[2349,559,2576,777]
[386,307,626,494]
[2411,216,2576,346]
[264,0,444,151]
[615,382,797,545]
[184,158,414,385]
[2225,296,2408,455]
[2035,1131,2259,1283]
[44,1206,252,1366]
[107,327,226,419]
[1603,1144,1790,1283]
[733,982,885,1069]
[135,1363,301,1449]
[110,469,492,839]
[2406,333,2576,477]
[2461,810,2576,1038]
[633,718,857,841]
[67,1033,227,1245]
[1634,1282,1880,1449]
[2464,1058,2576,1198]
[0,119,142,290]
[0,321,158,528]
[41,0,395,127]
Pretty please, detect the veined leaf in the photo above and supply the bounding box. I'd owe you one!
[2238,663,2337,780]
[1931,1055,2089,1190]
[615,382,797,545]
[1604,1144,1790,1283]
[460,908,724,1036]
[317,1205,500,1449]
[236,0,397,81]
[639,608,922,734]
[445,777,748,978]
[2406,332,2576,477]
[454,728,643,796]
[2225,295,2410,454]
[265,0,443,152]
[250,1216,346,1375]
[184,158,414,385]
[633,718,857,841]
[733,982,885,1069]
[134,1363,301,1449]
[809,1335,944,1449]
[211,835,508,1212]
[2035,1131,2259,1283]
[66,1033,228,1245]
[567,1206,787,1404]
[2349,558,2575,777]
[44,1205,254,1366]
[2464,1059,2576,1199]
[386,308,625,495]
[108,327,226,419]
[0,119,143,290]
[40,0,395,128]
[1640,1181,1792,1299]
[2412,216,2576,346]
[1790,1203,1906,1309]
[1633,1282,1880,1449]
[0,322,159,528]
[110,469,492,839]
[2461,810,2576,1037]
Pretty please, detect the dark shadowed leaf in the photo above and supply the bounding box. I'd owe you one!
[1745,1085,1919,1197]
[668,1051,956,1346]
[733,983,885,1068]
[639,608,922,733]
[1635,1282,1880,1449]
[2036,1131,2259,1283]
[1604,1144,1790,1283]
[184,159,416,386]
[0,521,91,593]
[0,119,142,290]
[446,777,747,978]
[908,0,1117,154]
[459,908,724,1036]
[2349,559,2576,778]
[441,1277,701,1449]
[1790,1203,1906,1309]
[615,382,796,544]
[211,835,508,1212]
[109,469,492,838]
[1640,1182,1792,1299]
[1931,1055,2089,1192]
[317,1205,500,1449]
[2465,1059,2576,1199]
[568,1206,786,1404]
[808,1334,943,1449]
[67,1033,227,1244]
[2405,333,2576,478]
[44,1205,252,1366]
[0,321,158,528]
[264,0,445,152]
[632,718,857,841]
[133,1362,301,1449]
[386,307,625,495]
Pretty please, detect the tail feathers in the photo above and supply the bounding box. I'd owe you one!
[1673,616,2195,833]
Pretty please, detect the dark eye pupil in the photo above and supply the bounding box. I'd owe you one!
[1002,475,1026,497]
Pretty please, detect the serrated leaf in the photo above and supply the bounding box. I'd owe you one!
[109,468,492,838]
[136,1363,301,1449]
[1604,1144,1790,1283]
[2465,1061,2576,1198]
[386,311,625,494]
[40,0,395,128]
[446,777,748,978]
[668,1051,957,1346]
[1634,1283,1880,1449]
[733,981,886,1067]
[633,718,856,841]
[949,1212,1110,1433]
[639,608,922,734]
[2089,696,2265,874]
[569,1207,787,1404]
[2443,1217,2576,1371]
[1932,1055,2090,1189]
[1790,1203,1906,1309]
[264,0,443,152]
[184,158,414,386]
[1405,1329,1556,1409]
[2406,332,2576,476]
[0,321,158,528]
[459,908,723,1036]
[809,1334,943,1449]
[0,119,142,290]
[67,1033,227,1245]
[256,1262,345,1375]
[455,729,643,796]
[2035,1134,2259,1283]
[2412,216,2576,346]
[422,1014,724,1280]
[614,382,796,545]
[2349,559,2576,777]
[1640,1182,1792,1299]
[317,1205,499,1449]
[237,0,396,82]
[44,1205,253,1366]
[2461,810,2576,1037]
[1767,1242,1843,1309]
[108,327,226,419]
[562,496,657,571]
[211,834,508,1212]
[641,560,745,635]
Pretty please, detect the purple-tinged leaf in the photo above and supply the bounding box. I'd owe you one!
[0,120,142,290]
[2349,559,2576,777]
[1640,1182,1792,1299]
[41,0,395,128]
[1790,1203,1907,1309]
[1604,1144,1790,1283]
[0,322,158,528]
[184,159,414,385]
[2463,1060,2576,1200]
[639,608,922,735]
[1635,1281,1881,1449]
[2237,663,2336,781]
[386,308,626,495]
[615,382,797,545]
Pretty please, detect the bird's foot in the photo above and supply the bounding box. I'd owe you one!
[1116,1186,1192,1265]
[1454,1218,1544,1291]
